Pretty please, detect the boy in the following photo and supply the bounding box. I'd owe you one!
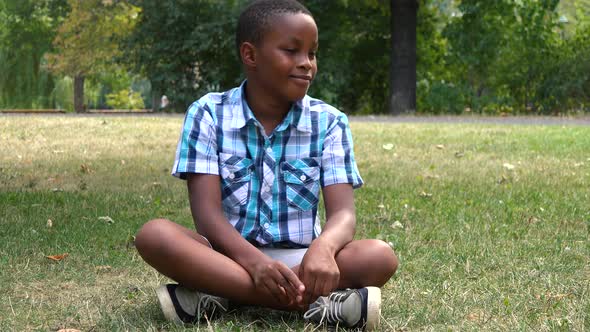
[135,0,398,330]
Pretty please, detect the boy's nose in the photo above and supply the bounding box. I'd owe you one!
[297,55,313,70]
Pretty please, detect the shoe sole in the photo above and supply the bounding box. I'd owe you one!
[365,287,381,331]
[156,285,184,325]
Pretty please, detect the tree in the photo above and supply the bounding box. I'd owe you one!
[124,0,242,112]
[390,0,418,114]
[45,0,139,112]
[0,0,69,109]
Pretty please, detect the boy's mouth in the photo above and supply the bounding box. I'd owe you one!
[290,75,313,84]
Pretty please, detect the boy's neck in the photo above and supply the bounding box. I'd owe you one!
[244,81,292,135]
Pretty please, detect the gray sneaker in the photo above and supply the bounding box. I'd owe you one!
[156,284,228,324]
[303,287,381,331]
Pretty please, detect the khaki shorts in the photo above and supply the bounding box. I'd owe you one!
[201,235,307,268]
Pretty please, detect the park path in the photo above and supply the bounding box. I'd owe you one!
[1,112,590,126]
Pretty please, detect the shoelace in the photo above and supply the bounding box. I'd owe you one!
[303,291,347,325]
[196,295,227,319]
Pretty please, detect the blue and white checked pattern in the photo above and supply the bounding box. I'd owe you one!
[172,81,363,247]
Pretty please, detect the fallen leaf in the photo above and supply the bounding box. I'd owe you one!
[391,221,404,229]
[80,164,93,174]
[46,253,68,261]
[503,163,515,170]
[419,191,433,198]
[377,204,385,209]
[95,265,112,271]
[121,160,126,165]
[454,151,464,158]
[47,219,53,228]
[435,144,445,150]
[466,311,485,321]
[382,143,394,150]
[498,174,510,184]
[126,235,136,248]
[98,216,115,224]
[51,188,64,192]
[57,329,82,332]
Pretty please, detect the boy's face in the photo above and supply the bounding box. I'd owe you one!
[251,13,318,103]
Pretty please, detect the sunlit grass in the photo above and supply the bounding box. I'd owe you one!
[1,116,589,331]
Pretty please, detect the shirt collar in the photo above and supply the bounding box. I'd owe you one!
[229,80,312,133]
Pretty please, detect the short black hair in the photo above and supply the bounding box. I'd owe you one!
[236,0,313,57]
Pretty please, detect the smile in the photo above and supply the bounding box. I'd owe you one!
[290,75,312,84]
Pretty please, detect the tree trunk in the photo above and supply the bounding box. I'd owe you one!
[390,0,417,115]
[152,91,159,112]
[74,75,85,113]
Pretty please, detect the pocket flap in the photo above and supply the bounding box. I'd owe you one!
[219,152,253,182]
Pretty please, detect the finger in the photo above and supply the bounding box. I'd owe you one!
[277,263,305,296]
[321,273,337,297]
[279,285,293,305]
[270,268,297,303]
[263,278,289,305]
[304,273,317,304]
[313,274,325,301]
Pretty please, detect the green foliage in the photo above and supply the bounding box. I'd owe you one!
[440,0,590,114]
[105,89,145,109]
[2,0,590,113]
[0,0,69,108]
[51,76,73,111]
[45,0,140,78]
[123,0,243,112]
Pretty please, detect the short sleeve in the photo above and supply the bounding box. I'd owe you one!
[171,101,219,179]
[320,114,363,189]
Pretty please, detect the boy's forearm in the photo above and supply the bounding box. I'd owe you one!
[313,210,355,256]
[196,212,268,271]
[317,183,357,256]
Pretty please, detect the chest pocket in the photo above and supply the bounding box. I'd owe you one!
[281,158,321,211]
[219,153,253,207]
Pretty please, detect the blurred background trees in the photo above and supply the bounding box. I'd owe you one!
[1,0,589,114]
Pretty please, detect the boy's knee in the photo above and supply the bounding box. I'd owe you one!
[367,239,398,283]
[135,218,170,253]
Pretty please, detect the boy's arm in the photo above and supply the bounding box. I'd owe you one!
[187,173,304,304]
[299,183,356,303]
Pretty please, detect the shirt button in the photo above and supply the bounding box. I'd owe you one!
[266,147,273,154]
[264,223,270,229]
[228,173,235,180]
[300,175,307,181]
[263,185,270,193]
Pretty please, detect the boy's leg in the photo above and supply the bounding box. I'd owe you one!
[334,239,398,289]
[298,240,397,330]
[135,218,299,311]
[291,239,398,290]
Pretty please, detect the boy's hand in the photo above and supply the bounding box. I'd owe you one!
[299,240,340,305]
[251,257,305,306]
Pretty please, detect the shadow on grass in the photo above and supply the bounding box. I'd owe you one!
[93,299,307,331]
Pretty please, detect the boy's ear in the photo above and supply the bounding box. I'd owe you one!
[240,42,257,68]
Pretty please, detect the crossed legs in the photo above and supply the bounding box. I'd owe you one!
[135,218,398,311]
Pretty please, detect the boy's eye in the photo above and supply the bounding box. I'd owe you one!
[309,51,317,59]
[283,48,297,54]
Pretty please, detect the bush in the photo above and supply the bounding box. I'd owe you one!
[105,89,145,110]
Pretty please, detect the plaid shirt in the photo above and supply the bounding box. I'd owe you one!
[172,82,363,247]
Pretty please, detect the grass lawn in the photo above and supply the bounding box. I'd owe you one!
[1,115,589,331]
